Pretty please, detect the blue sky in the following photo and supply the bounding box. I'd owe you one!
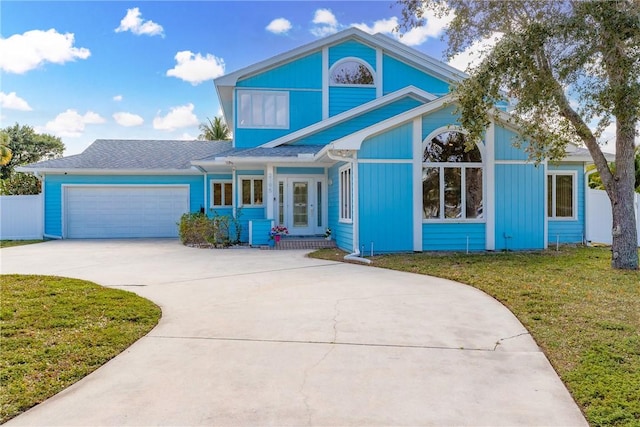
[2,1,469,155]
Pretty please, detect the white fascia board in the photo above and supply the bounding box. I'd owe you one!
[197,156,327,164]
[330,95,455,150]
[17,168,203,175]
[260,86,437,149]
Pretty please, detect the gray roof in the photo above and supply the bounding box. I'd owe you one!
[22,139,233,170]
[198,145,323,161]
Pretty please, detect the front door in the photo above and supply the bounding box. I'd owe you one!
[277,178,325,236]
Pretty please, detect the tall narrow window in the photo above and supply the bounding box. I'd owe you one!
[547,173,575,218]
[211,181,233,208]
[422,131,484,221]
[339,165,352,222]
[278,181,284,224]
[237,90,289,129]
[330,59,375,86]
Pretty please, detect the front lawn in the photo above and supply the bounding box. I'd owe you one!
[0,240,43,248]
[0,275,161,423]
[310,247,640,426]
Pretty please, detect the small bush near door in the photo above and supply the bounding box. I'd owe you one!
[178,212,241,248]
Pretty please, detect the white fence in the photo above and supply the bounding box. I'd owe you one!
[587,189,640,246]
[0,194,43,240]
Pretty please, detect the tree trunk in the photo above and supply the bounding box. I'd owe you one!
[609,120,639,270]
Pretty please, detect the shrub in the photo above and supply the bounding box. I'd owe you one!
[178,212,235,248]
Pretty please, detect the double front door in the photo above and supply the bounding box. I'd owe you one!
[277,178,326,236]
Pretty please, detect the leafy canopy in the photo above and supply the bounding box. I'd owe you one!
[198,116,231,141]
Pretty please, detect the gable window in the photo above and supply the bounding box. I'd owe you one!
[330,59,374,86]
[422,131,484,221]
[547,173,575,219]
[238,90,289,129]
[339,165,352,222]
[211,180,233,208]
[240,177,264,206]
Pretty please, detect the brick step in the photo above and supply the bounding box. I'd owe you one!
[261,238,337,250]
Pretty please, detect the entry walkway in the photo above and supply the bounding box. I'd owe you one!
[2,240,587,426]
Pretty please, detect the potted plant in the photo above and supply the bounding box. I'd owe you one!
[324,227,332,240]
[270,225,289,243]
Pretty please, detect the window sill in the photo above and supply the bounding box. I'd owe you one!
[547,217,578,222]
[339,219,353,224]
[422,219,486,224]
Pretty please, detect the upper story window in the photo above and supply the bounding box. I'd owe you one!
[238,90,289,129]
[422,131,484,221]
[330,59,374,86]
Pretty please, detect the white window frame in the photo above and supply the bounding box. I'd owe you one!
[339,164,353,223]
[210,180,233,208]
[238,176,265,207]
[329,57,376,88]
[237,90,289,129]
[547,171,577,220]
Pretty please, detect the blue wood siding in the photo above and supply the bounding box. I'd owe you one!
[383,55,449,96]
[329,40,376,68]
[43,174,204,238]
[495,164,545,250]
[292,97,422,146]
[359,123,413,160]
[358,163,413,253]
[250,219,273,246]
[276,167,325,175]
[329,86,376,116]
[421,105,458,139]
[237,52,322,89]
[234,90,322,148]
[548,163,585,244]
[495,126,528,161]
[328,163,353,252]
[422,223,486,251]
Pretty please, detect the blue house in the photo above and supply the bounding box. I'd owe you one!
[22,28,596,254]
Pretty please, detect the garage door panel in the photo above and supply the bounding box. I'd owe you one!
[65,186,189,238]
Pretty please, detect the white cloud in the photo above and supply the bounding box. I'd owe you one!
[44,109,106,137]
[0,29,90,74]
[266,18,292,34]
[113,112,144,127]
[448,33,503,72]
[153,104,199,131]
[166,51,225,85]
[353,9,453,47]
[115,8,164,37]
[311,9,339,37]
[113,95,123,102]
[0,91,33,111]
[179,132,197,141]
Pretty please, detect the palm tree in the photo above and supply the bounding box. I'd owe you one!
[198,116,231,141]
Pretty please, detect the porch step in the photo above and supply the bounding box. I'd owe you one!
[263,237,337,250]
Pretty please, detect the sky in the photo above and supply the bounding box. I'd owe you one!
[0,1,617,156]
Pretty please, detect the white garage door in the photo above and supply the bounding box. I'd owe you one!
[64,185,189,238]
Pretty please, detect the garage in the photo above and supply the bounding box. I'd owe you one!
[64,185,190,238]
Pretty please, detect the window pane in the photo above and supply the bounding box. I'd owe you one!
[465,168,483,218]
[317,181,322,227]
[223,183,232,206]
[276,95,287,127]
[239,94,251,126]
[556,175,573,217]
[422,167,440,219]
[444,168,462,218]
[330,60,374,85]
[252,94,263,125]
[547,175,553,217]
[264,95,275,126]
[278,182,284,224]
[253,179,263,205]
[424,131,481,163]
[242,179,251,205]
[213,183,222,206]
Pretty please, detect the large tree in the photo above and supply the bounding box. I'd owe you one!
[399,0,639,269]
[198,116,231,141]
[1,124,64,195]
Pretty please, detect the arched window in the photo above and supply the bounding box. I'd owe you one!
[422,130,484,220]
[329,59,374,86]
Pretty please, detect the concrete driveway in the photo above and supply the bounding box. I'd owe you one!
[1,240,586,426]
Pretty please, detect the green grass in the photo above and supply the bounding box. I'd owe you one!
[0,275,161,423]
[310,246,640,426]
[0,240,43,248]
